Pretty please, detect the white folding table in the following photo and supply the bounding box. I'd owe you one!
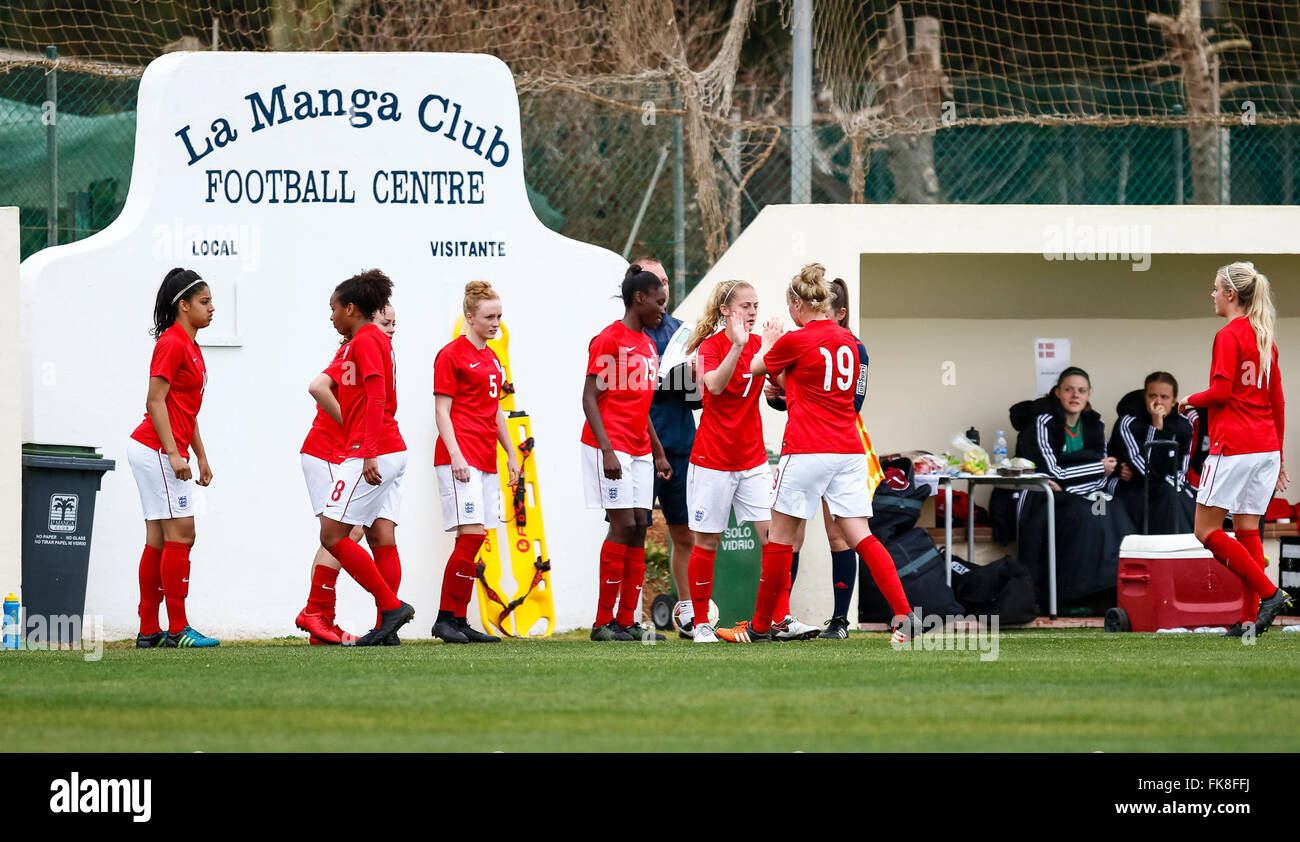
[925,473,1059,618]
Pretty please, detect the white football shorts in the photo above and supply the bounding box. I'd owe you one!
[436,465,506,532]
[321,451,407,527]
[301,453,341,517]
[686,462,772,533]
[771,452,873,520]
[127,437,196,521]
[581,445,653,511]
[1196,451,1281,516]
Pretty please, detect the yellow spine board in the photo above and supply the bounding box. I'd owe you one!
[450,317,553,636]
[477,412,554,638]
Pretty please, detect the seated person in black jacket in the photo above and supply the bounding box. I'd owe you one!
[1010,367,1134,610]
[1013,367,1118,495]
[1107,371,1194,534]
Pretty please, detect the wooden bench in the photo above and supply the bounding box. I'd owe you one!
[925,526,996,544]
[923,523,1298,544]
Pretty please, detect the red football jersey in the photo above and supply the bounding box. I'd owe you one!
[300,343,350,464]
[1203,316,1282,455]
[338,323,405,458]
[580,320,658,456]
[690,331,766,471]
[434,335,505,473]
[762,318,862,455]
[131,323,207,461]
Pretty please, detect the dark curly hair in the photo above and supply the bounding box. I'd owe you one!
[333,268,392,320]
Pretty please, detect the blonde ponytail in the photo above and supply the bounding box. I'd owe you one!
[1220,261,1277,385]
[686,280,752,353]
[463,280,499,315]
[788,263,831,313]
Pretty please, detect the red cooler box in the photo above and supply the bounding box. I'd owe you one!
[1110,534,1244,632]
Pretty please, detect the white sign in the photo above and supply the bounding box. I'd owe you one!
[47,493,79,533]
[21,52,629,637]
[1034,337,1071,397]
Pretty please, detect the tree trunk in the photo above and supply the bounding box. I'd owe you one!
[878,8,943,203]
[1150,0,1236,204]
[269,0,336,50]
[848,133,866,203]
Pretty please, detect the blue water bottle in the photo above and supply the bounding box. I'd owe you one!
[3,593,19,649]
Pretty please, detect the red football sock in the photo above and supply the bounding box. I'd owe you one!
[616,545,647,628]
[160,541,191,635]
[856,536,911,620]
[373,544,402,627]
[773,574,793,622]
[137,545,164,636]
[752,542,793,633]
[306,564,340,617]
[1204,529,1277,599]
[329,537,400,612]
[688,546,717,626]
[440,533,485,615]
[595,540,626,627]
[1235,528,1264,623]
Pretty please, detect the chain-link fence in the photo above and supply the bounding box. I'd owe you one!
[5,63,1300,294]
[739,121,1299,215]
[519,84,709,294]
[1,62,139,260]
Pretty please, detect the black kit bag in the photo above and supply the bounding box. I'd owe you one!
[868,458,931,544]
[858,527,965,623]
[950,554,1040,625]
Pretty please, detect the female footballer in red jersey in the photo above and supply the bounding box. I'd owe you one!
[764,277,876,640]
[127,268,219,648]
[315,269,415,646]
[294,307,398,645]
[681,280,776,643]
[1180,261,1293,636]
[718,263,920,645]
[582,265,673,642]
[431,282,520,644]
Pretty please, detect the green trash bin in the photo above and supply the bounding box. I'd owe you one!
[711,452,778,626]
[20,444,115,645]
[711,513,765,626]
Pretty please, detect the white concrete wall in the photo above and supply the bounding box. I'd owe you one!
[677,204,1300,623]
[21,53,627,639]
[0,208,20,603]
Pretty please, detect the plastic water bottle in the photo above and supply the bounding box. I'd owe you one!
[994,431,1008,466]
[2,593,19,650]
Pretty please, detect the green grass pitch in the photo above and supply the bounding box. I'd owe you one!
[2,629,1297,752]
